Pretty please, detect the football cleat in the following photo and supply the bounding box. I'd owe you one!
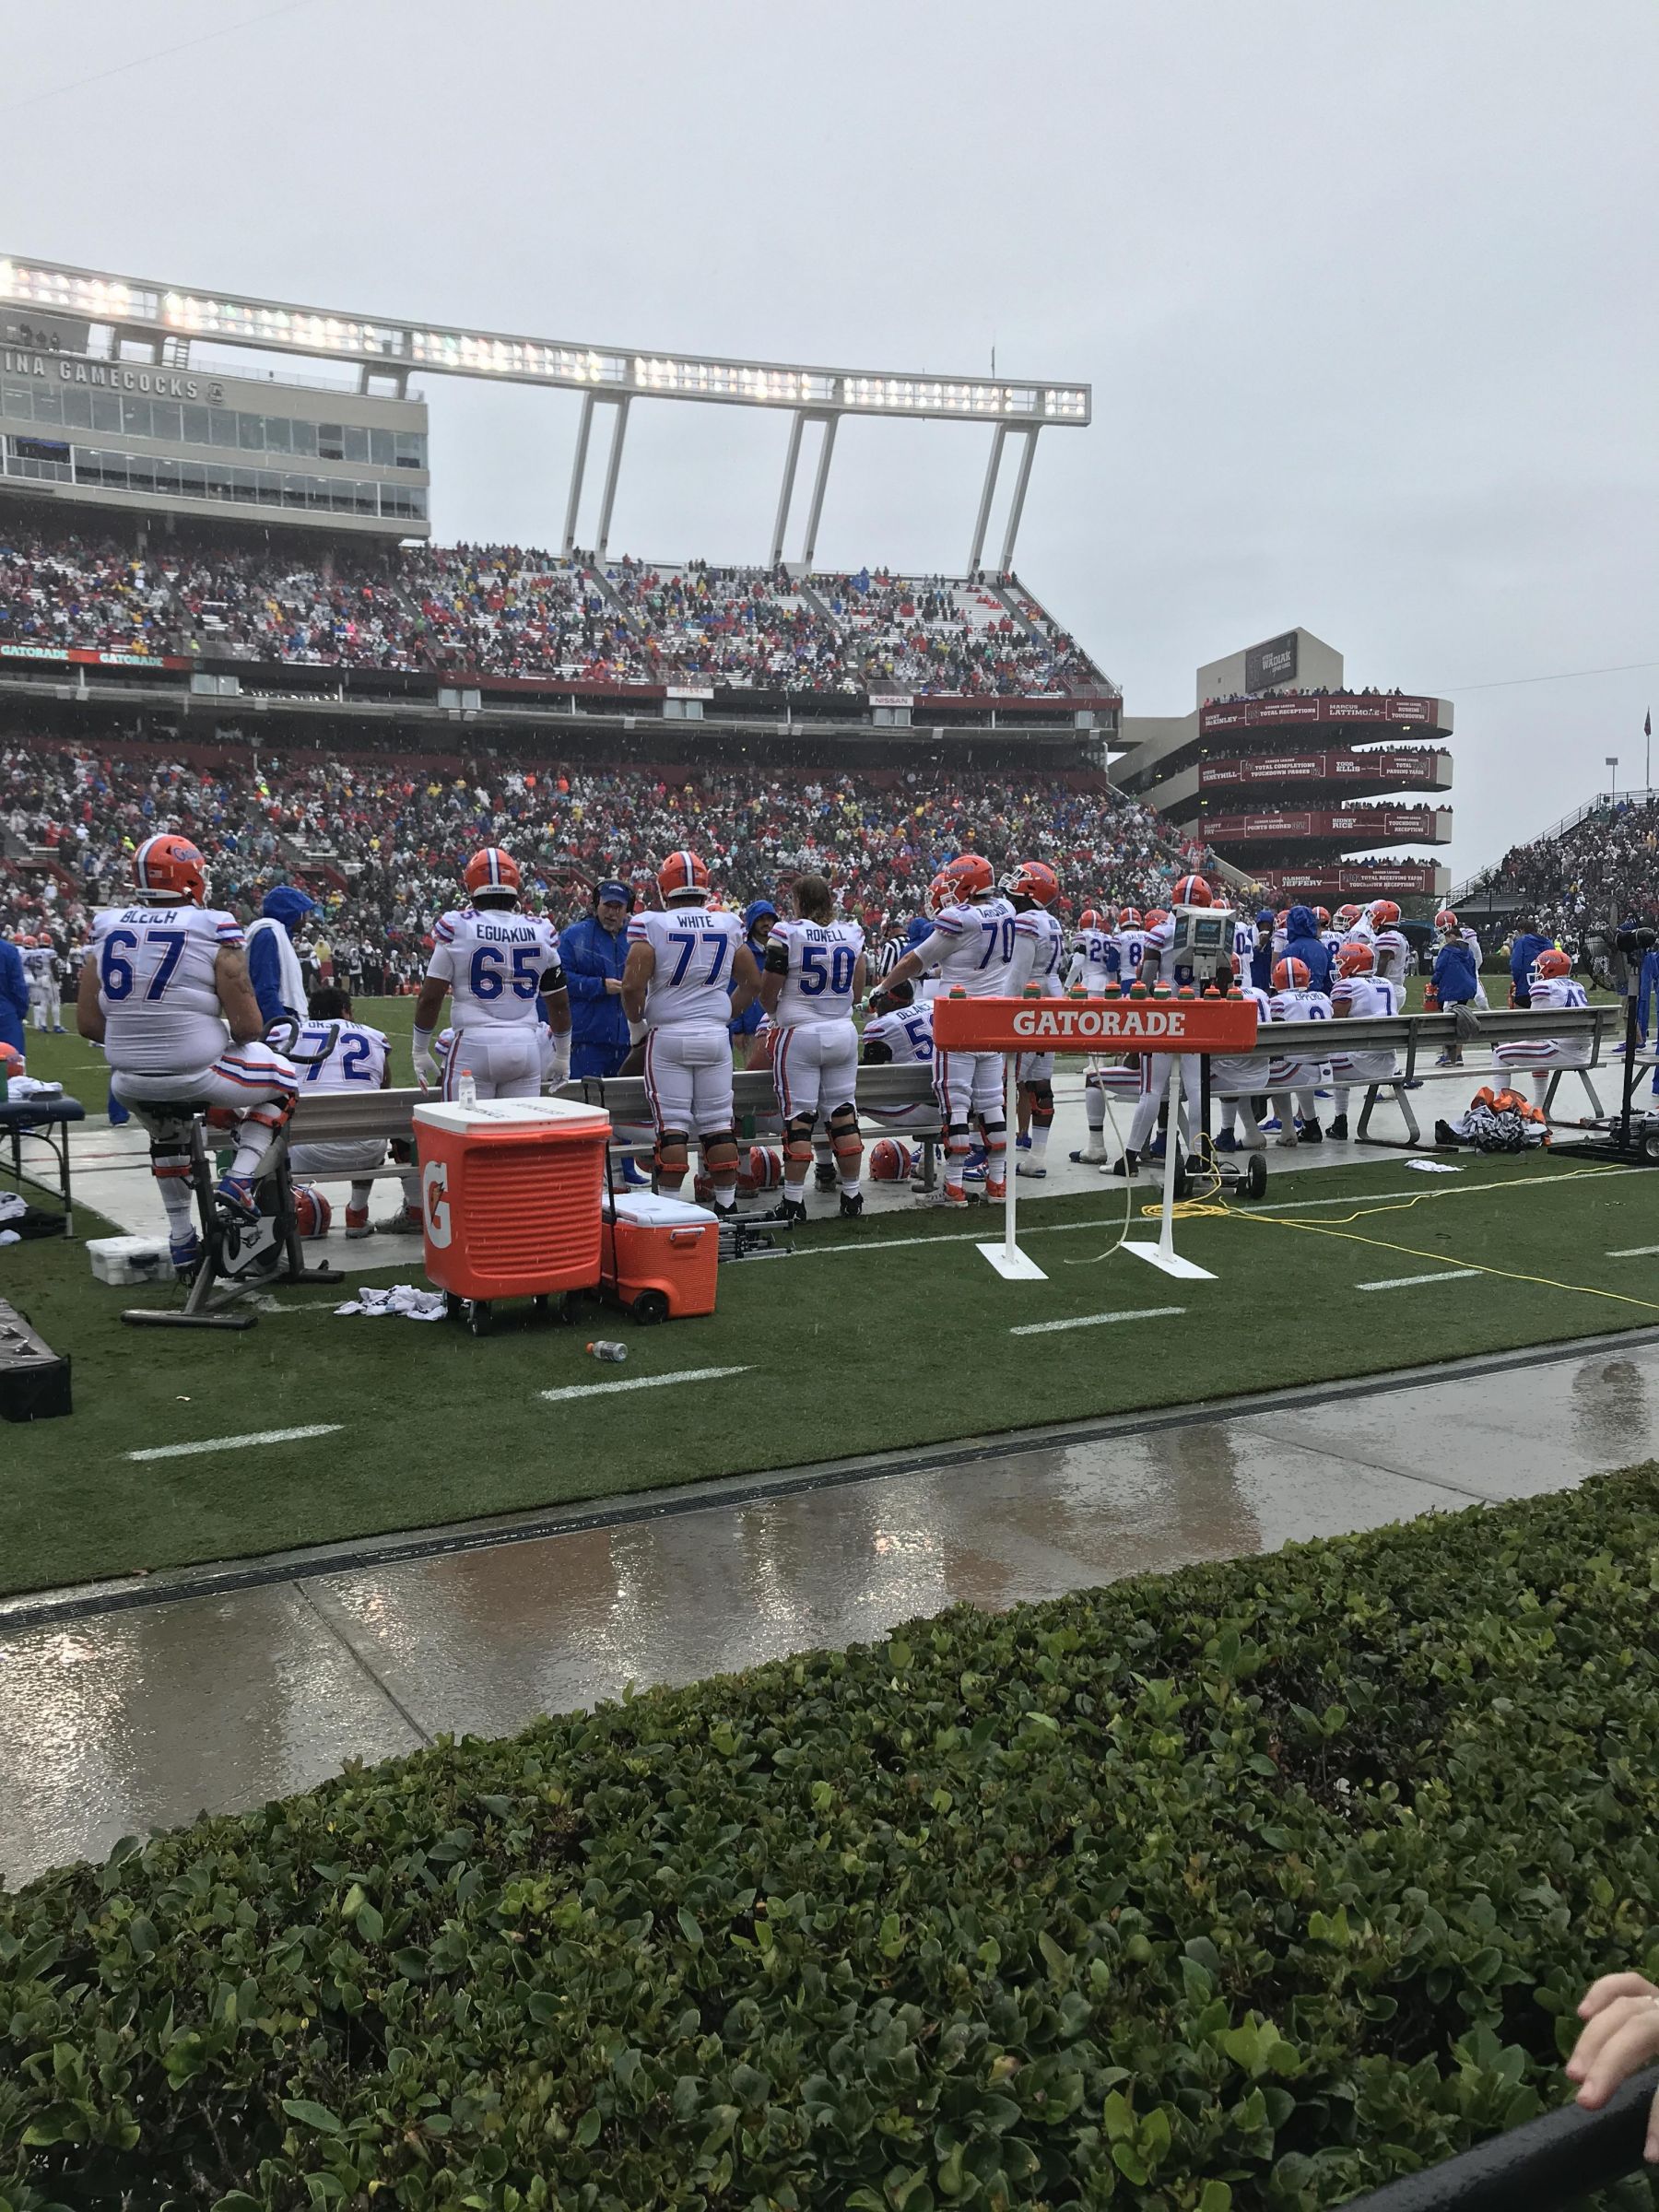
[344,1205,373,1240]
[1108,1151,1140,1178]
[1016,1160,1047,1180]
[169,1229,202,1278]
[375,1203,424,1234]
[214,1172,260,1223]
[1328,1114,1349,1140]
[838,1190,865,1219]
[814,1161,840,1191]
[1070,1141,1108,1163]
[1214,1129,1239,1153]
[1299,1121,1324,1145]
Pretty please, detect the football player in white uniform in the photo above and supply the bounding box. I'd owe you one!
[1326,941,1401,1140]
[24,935,64,1032]
[1112,906,1151,991]
[1212,973,1275,1151]
[1063,905,1138,1164]
[1005,861,1065,1178]
[282,983,420,1238]
[622,849,760,1215]
[759,872,867,1223]
[860,974,936,1125]
[1266,955,1334,1146]
[77,833,299,1274]
[875,853,1025,1206]
[1491,947,1592,1112]
[1366,900,1411,988]
[414,847,571,1102]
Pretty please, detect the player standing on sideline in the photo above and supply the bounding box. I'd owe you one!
[1367,900,1411,988]
[77,834,299,1275]
[876,853,1024,1208]
[412,847,571,1102]
[757,872,866,1224]
[1004,861,1065,1179]
[622,850,760,1218]
[1065,904,1134,1165]
[1212,968,1274,1151]
[1110,875,1212,1180]
[1326,941,1400,1140]
[1265,954,1334,1146]
[25,935,65,1032]
[283,983,420,1238]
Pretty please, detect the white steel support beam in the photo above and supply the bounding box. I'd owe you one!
[771,409,807,568]
[800,411,839,571]
[967,423,1008,575]
[594,394,631,560]
[562,391,596,556]
[997,426,1040,577]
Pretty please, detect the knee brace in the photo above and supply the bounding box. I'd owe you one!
[700,1127,740,1171]
[980,1117,1007,1153]
[783,1114,816,1166]
[654,1129,690,1178]
[945,1119,973,1158]
[1025,1079,1055,1127]
[828,1103,862,1165]
[148,1135,193,1183]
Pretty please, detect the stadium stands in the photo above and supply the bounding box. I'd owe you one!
[0,523,1109,697]
[1458,792,1659,940]
[0,735,1187,981]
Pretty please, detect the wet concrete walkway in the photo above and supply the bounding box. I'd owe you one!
[4,1330,1656,1888]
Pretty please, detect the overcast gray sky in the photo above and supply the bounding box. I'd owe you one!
[7,0,1656,874]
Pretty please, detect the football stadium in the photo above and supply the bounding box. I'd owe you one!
[3,147,1659,2212]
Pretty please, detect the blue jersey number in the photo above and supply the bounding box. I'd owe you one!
[977,918,1016,969]
[666,931,729,987]
[470,944,544,1000]
[800,943,855,996]
[100,927,183,1002]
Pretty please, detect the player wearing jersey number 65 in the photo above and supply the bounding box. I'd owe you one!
[758,873,867,1225]
[78,833,299,1277]
[622,850,761,1217]
[412,847,571,1102]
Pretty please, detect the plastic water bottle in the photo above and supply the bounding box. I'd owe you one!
[457,1065,477,1109]
[586,1340,629,1364]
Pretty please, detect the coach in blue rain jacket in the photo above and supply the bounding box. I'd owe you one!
[559,880,634,1079]
[0,933,27,1055]
[1282,904,1333,993]
[729,899,779,1041]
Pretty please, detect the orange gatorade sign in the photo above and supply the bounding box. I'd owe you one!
[931,994,1259,1053]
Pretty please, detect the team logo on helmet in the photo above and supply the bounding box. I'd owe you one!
[924,873,957,918]
[869,1138,916,1182]
[1336,942,1376,978]
[1368,899,1402,928]
[1003,859,1060,906]
[944,853,994,899]
[292,1186,333,1239]
[133,833,207,905]
[1435,909,1459,931]
[1142,909,1169,931]
[1169,873,1212,907]
[1533,947,1571,980]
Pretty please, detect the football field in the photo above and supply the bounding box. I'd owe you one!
[5,1120,1658,1599]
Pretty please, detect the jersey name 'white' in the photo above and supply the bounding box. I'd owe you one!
[766,917,865,1026]
[629,902,747,1027]
[429,907,564,1030]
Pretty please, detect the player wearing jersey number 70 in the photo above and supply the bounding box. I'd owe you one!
[621,850,762,1217]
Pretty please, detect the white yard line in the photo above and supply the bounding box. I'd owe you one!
[127,1423,344,1463]
[538,1365,751,1406]
[1010,1306,1185,1337]
[1607,1245,1659,1258]
[1355,1269,1482,1292]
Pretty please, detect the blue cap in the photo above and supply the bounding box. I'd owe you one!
[595,880,630,904]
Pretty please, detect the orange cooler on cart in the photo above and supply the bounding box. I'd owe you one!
[413,1096,611,1302]
[601,1191,720,1323]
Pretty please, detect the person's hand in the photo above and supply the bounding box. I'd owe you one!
[1565,1972,1659,2160]
[412,1041,438,1088]
[604,976,622,994]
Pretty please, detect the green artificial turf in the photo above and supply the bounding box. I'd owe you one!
[2,1146,1656,1600]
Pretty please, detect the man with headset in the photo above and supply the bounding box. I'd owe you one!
[559,875,650,1185]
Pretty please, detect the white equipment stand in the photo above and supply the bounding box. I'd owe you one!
[977,1053,1048,1280]
[1121,1054,1217,1282]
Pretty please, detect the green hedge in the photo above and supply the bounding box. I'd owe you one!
[5,1469,1658,2212]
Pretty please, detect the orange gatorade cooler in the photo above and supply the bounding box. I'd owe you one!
[601,1191,720,1323]
[413,1096,611,1304]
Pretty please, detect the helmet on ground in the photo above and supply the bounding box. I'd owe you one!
[292,1185,332,1239]
[1314,906,1332,926]
[1336,942,1376,978]
[1169,873,1212,907]
[945,853,994,899]
[134,833,207,905]
[745,1145,783,1193]
[464,847,521,902]
[1117,906,1143,931]
[657,849,711,901]
[1002,859,1060,906]
[1335,902,1363,928]
[869,1137,914,1182]
[1077,907,1104,933]
[1533,947,1571,980]
[1435,908,1459,932]
[1369,899,1402,928]
[1273,956,1312,992]
[1142,909,1169,931]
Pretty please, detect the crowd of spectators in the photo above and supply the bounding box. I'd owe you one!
[0,733,1184,982]
[1459,793,1659,942]
[0,524,1108,697]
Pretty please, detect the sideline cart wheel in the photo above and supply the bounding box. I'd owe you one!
[630,1288,671,1326]
[1244,1152,1268,1201]
[468,1300,493,1336]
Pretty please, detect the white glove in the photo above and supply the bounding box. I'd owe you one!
[547,1037,571,1090]
[412,1027,439,1088]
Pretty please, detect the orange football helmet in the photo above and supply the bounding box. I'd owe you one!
[1273,956,1312,991]
[1142,909,1169,931]
[1117,907,1143,931]
[1335,902,1363,929]
[657,849,711,900]
[1435,908,1459,932]
[1534,947,1571,980]
[1004,859,1060,906]
[1369,899,1402,928]
[1077,907,1104,933]
[0,1041,23,1079]
[924,873,956,918]
[1336,942,1376,978]
[133,833,207,905]
[464,847,521,900]
[1169,873,1212,907]
[1314,906,1332,927]
[945,853,995,899]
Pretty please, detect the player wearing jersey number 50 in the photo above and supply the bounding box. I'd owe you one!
[412,847,571,1102]
[78,832,300,1276]
[876,850,1030,1208]
[622,849,761,1217]
[758,873,867,1225]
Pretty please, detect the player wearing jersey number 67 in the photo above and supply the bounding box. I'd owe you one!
[622,850,761,1217]
[413,848,571,1101]
[758,873,867,1225]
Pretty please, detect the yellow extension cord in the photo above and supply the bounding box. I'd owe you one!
[1124,1156,1659,1318]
